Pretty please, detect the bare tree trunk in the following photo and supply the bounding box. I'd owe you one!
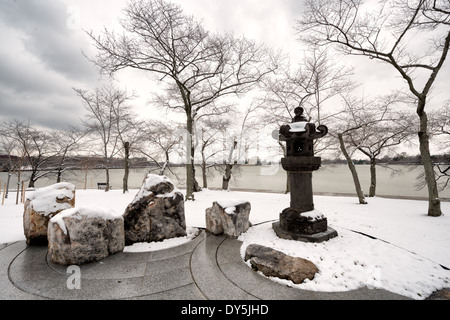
[185,115,195,200]
[15,170,20,205]
[369,157,376,197]
[28,170,36,188]
[159,151,169,176]
[222,162,236,191]
[222,140,237,191]
[6,171,11,198]
[338,134,367,204]
[418,109,441,216]
[56,154,66,183]
[105,165,110,192]
[201,151,208,189]
[123,141,130,193]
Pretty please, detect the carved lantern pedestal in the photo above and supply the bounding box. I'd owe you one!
[272,107,337,243]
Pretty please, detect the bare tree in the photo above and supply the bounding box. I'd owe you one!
[347,95,416,196]
[218,101,266,191]
[263,47,353,192]
[298,0,450,216]
[85,0,280,200]
[2,120,58,188]
[52,126,87,183]
[0,132,23,199]
[136,120,182,178]
[110,92,140,193]
[331,92,408,203]
[75,85,133,191]
[197,117,230,189]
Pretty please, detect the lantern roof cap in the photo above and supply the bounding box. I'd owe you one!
[279,107,328,140]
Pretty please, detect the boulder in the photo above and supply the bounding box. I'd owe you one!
[23,182,75,245]
[122,174,186,246]
[426,288,450,300]
[244,244,319,284]
[47,206,124,266]
[205,200,251,238]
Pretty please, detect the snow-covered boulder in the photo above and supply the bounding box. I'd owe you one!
[122,174,186,246]
[47,206,124,266]
[205,200,251,238]
[23,182,75,245]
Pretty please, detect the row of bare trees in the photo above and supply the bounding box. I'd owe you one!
[296,0,450,216]
[0,121,85,193]
[1,0,448,218]
[85,0,281,200]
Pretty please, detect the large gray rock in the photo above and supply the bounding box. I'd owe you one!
[244,244,319,284]
[123,174,186,246]
[23,182,75,245]
[205,200,251,238]
[48,206,125,266]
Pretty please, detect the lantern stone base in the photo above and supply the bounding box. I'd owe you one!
[279,208,328,234]
[272,221,337,243]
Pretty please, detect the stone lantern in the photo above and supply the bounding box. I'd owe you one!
[272,107,337,243]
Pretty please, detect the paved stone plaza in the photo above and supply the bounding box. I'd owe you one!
[0,230,411,300]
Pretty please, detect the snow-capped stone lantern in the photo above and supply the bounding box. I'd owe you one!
[272,107,337,242]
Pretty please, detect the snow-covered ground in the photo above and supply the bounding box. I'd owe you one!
[1,187,449,300]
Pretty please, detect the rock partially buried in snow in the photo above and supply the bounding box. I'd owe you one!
[48,206,124,266]
[244,244,319,285]
[23,182,75,245]
[205,200,251,238]
[122,174,186,246]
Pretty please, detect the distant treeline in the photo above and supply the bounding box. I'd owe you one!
[3,153,449,172]
[322,153,450,165]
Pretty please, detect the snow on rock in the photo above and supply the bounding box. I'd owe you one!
[23,182,76,245]
[132,174,181,204]
[50,206,122,235]
[216,199,249,215]
[206,200,251,238]
[25,182,75,216]
[123,174,186,245]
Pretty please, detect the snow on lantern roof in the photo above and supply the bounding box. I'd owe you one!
[279,107,328,140]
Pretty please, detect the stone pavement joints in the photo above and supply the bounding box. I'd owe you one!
[0,231,412,300]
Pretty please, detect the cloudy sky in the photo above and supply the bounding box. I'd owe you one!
[0,0,449,131]
[0,0,303,130]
